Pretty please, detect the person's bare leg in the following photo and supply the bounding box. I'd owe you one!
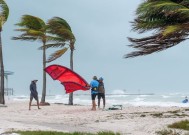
[37,100,41,109]
[91,100,94,110]
[98,98,100,108]
[94,100,96,110]
[103,97,105,109]
[92,100,96,111]
[29,100,32,110]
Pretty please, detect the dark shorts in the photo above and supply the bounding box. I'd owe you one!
[91,93,97,100]
[98,93,105,99]
[30,94,38,101]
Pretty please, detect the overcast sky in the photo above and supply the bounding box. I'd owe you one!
[3,0,189,95]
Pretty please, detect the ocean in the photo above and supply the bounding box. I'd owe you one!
[8,89,189,107]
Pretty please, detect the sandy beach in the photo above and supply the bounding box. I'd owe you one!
[0,100,189,135]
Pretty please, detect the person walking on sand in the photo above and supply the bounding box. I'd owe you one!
[29,80,41,110]
[90,76,99,111]
[98,77,106,109]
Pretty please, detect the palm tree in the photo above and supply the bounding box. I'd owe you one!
[125,0,189,58]
[44,17,76,105]
[12,15,59,104]
[0,0,9,104]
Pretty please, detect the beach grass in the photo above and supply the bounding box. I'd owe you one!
[167,110,180,114]
[168,120,189,131]
[150,113,163,117]
[184,109,189,112]
[155,129,180,135]
[12,131,121,135]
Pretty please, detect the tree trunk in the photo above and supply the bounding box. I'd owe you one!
[40,41,46,103]
[0,30,5,104]
[68,42,74,105]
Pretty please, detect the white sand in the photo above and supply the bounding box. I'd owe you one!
[0,100,189,135]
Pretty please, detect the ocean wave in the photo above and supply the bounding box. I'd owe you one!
[161,95,171,98]
[111,89,127,94]
[6,92,188,107]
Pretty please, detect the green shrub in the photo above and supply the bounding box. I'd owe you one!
[167,110,180,114]
[155,129,180,135]
[151,113,163,117]
[168,120,189,130]
[140,114,146,117]
[97,131,120,135]
[12,131,120,135]
[184,109,189,112]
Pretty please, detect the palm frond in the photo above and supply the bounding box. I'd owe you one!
[125,33,187,58]
[46,47,68,63]
[15,15,46,31]
[126,0,189,58]
[13,15,47,42]
[132,19,165,33]
[0,0,9,26]
[134,1,189,32]
[14,28,29,32]
[47,17,75,42]
[12,36,37,41]
[12,31,43,41]
[47,17,72,31]
[38,43,66,50]
[53,28,75,40]
[26,29,44,37]
[46,36,67,42]
[162,25,181,37]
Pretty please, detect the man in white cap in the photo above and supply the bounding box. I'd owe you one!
[29,80,41,110]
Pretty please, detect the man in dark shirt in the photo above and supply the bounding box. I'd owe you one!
[29,80,41,110]
[98,77,106,109]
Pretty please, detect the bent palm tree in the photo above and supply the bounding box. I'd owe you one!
[0,0,9,104]
[12,15,57,104]
[126,0,189,58]
[45,17,76,105]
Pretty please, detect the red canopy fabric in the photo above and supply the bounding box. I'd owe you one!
[45,64,90,93]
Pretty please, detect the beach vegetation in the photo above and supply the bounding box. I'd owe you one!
[12,15,49,104]
[156,129,180,135]
[44,17,76,105]
[10,131,120,135]
[168,120,189,131]
[140,114,146,117]
[173,113,189,118]
[184,109,189,111]
[98,131,121,135]
[12,15,70,104]
[167,110,180,114]
[151,113,163,117]
[125,0,189,58]
[0,0,9,104]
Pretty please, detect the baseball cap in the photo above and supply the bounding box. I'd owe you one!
[99,77,103,80]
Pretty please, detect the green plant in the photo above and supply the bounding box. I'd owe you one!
[7,131,120,135]
[168,120,189,131]
[167,110,180,114]
[140,114,146,117]
[184,109,189,112]
[97,131,120,135]
[151,113,163,117]
[156,129,180,135]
